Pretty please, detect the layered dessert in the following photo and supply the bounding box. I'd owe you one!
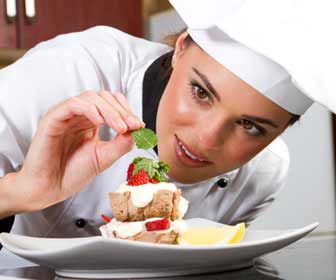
[99,129,246,245]
[100,157,189,244]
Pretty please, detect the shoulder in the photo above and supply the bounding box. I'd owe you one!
[210,138,290,224]
[246,137,290,195]
[10,26,172,97]
[251,136,290,173]
[24,26,171,69]
[230,137,290,198]
[84,26,171,56]
[256,136,289,176]
[264,135,290,163]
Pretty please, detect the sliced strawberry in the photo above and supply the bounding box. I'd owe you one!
[149,178,159,184]
[127,169,150,186]
[145,218,170,231]
[127,163,135,180]
[101,214,112,223]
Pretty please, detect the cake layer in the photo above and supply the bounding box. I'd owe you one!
[99,218,186,244]
[109,188,188,222]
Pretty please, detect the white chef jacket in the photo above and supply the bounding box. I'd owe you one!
[0,26,290,237]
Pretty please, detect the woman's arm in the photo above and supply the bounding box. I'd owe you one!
[0,172,21,219]
[0,91,145,220]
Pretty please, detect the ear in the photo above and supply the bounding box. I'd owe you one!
[172,31,189,68]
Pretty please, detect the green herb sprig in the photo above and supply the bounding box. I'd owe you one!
[130,128,169,182]
[132,157,169,182]
[131,128,157,150]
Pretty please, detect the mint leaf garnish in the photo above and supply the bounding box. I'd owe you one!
[132,157,170,182]
[133,158,156,178]
[129,129,170,182]
[131,128,157,150]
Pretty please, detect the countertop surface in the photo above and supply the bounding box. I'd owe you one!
[0,49,26,67]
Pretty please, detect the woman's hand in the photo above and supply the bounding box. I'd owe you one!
[15,91,144,213]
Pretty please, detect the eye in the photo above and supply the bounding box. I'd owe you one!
[193,84,208,99]
[189,81,213,105]
[238,119,266,136]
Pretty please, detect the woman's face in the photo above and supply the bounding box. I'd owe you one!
[156,33,293,183]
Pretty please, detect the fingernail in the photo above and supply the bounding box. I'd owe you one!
[127,116,141,127]
[117,120,127,131]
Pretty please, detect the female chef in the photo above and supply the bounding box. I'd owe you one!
[0,0,331,237]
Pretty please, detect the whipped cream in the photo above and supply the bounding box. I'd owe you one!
[177,196,189,219]
[99,217,187,239]
[116,182,189,217]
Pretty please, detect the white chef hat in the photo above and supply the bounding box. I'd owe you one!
[169,0,336,116]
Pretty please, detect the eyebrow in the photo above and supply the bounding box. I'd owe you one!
[192,67,221,101]
[241,114,279,128]
[192,67,279,129]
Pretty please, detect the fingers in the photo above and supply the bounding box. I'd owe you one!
[49,97,104,125]
[44,91,145,135]
[96,132,134,171]
[80,91,144,134]
[40,96,104,136]
[100,91,145,129]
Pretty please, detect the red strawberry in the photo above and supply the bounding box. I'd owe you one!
[127,163,135,180]
[149,178,159,184]
[145,218,170,231]
[127,169,150,186]
[101,214,111,223]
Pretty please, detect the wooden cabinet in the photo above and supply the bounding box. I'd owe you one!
[0,0,17,48]
[0,0,143,49]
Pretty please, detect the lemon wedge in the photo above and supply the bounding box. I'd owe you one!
[178,223,245,245]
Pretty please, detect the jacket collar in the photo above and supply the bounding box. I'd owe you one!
[142,51,173,137]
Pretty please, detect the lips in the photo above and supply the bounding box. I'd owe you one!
[174,134,213,168]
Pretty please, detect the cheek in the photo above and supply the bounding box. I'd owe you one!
[225,138,270,166]
[159,76,197,127]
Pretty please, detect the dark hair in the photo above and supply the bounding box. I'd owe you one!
[163,29,301,125]
[163,28,192,47]
[288,114,300,125]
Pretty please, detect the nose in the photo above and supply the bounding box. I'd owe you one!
[197,117,229,149]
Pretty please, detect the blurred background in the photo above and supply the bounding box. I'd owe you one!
[0,0,335,236]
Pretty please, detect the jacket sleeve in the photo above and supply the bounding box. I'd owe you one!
[0,27,133,177]
[0,28,126,235]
